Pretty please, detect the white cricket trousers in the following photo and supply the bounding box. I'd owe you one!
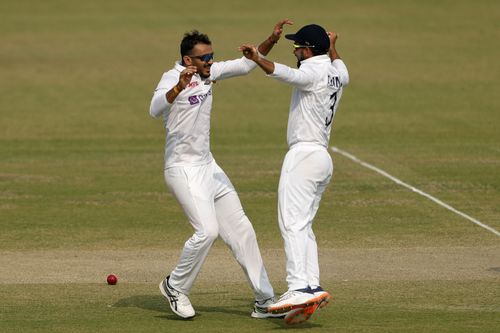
[278,143,333,291]
[164,159,274,301]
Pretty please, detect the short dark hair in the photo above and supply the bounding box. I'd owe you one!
[180,30,211,57]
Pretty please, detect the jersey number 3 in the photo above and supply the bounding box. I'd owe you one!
[325,91,337,127]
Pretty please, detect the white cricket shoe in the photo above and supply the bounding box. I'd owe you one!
[267,288,317,314]
[251,297,286,318]
[282,287,331,325]
[159,276,195,319]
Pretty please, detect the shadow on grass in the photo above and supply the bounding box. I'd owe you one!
[114,294,198,321]
[114,294,165,313]
[267,319,322,330]
[113,294,322,329]
[113,293,250,318]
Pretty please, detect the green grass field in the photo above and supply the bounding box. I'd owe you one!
[1,0,499,332]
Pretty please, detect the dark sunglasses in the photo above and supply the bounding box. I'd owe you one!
[190,53,214,62]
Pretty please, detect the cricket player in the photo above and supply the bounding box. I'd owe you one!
[239,23,349,321]
[149,20,293,319]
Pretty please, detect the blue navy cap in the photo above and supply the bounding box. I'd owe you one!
[285,24,330,51]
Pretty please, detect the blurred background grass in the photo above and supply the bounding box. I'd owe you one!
[1,0,499,250]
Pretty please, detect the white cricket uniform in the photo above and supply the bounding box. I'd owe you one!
[149,57,274,300]
[269,55,349,290]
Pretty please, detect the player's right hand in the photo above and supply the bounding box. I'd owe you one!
[271,19,294,43]
[179,66,197,89]
[238,44,258,61]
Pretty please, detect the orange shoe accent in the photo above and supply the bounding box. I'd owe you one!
[316,292,332,309]
[284,303,319,325]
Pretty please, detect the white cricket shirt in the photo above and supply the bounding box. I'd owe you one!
[149,57,256,169]
[270,55,349,148]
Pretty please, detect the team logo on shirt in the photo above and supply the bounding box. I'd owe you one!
[187,81,199,88]
[188,89,212,105]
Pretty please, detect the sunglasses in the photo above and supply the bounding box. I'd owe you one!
[293,44,315,49]
[190,53,214,62]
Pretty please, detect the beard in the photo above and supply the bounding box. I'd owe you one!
[199,64,211,79]
[295,49,304,68]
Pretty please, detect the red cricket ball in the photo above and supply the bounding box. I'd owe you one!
[107,274,118,285]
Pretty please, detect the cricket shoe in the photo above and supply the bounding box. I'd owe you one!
[267,288,318,314]
[311,286,331,309]
[251,297,286,319]
[284,302,320,325]
[159,276,195,319]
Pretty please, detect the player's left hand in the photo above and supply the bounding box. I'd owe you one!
[327,31,338,47]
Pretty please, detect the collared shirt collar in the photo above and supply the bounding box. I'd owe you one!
[300,54,331,66]
[174,61,185,72]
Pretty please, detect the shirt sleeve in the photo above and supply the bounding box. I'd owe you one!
[268,63,315,91]
[210,56,257,81]
[149,72,178,118]
[332,59,349,86]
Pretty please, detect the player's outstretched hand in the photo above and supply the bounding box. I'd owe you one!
[178,66,197,89]
[239,44,258,61]
[270,19,294,43]
[327,31,338,47]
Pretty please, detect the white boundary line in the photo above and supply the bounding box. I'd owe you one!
[331,146,500,237]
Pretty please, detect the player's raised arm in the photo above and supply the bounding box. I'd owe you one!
[239,44,275,75]
[257,19,293,56]
[239,44,314,90]
[210,19,292,80]
[327,31,341,60]
[327,31,349,86]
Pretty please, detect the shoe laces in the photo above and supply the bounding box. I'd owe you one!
[311,286,324,293]
[166,281,191,306]
[279,288,312,301]
[177,293,191,306]
[279,290,300,301]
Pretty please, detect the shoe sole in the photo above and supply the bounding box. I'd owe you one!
[283,293,332,325]
[159,280,195,319]
[316,292,332,309]
[268,292,331,315]
[284,303,319,325]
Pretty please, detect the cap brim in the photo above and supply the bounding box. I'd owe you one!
[285,33,299,41]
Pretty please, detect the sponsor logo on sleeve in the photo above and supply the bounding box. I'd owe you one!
[188,95,199,105]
